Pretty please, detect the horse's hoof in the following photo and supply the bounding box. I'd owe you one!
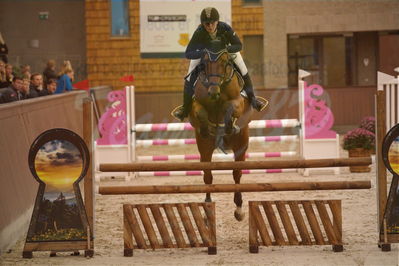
[234,208,245,221]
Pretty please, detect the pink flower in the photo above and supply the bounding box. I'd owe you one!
[343,127,375,150]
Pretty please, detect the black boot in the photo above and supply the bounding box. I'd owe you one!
[173,79,194,121]
[242,73,265,112]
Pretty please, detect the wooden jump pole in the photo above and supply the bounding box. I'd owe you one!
[99,181,371,195]
[99,157,372,173]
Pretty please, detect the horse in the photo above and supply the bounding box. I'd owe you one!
[188,48,253,221]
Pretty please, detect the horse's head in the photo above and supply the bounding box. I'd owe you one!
[199,48,235,100]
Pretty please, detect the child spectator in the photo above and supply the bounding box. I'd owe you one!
[55,69,74,94]
[41,79,57,95]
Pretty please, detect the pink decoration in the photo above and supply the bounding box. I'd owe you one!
[303,82,336,139]
[97,89,127,145]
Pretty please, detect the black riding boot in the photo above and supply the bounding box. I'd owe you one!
[173,79,195,121]
[243,73,264,112]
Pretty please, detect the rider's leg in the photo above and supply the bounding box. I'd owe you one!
[173,59,200,121]
[233,52,265,112]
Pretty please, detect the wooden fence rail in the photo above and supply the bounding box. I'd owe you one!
[99,157,372,172]
[99,181,371,195]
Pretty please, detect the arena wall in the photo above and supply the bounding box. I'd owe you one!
[85,0,263,91]
[263,0,399,88]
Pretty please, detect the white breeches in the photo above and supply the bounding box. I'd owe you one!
[186,52,248,81]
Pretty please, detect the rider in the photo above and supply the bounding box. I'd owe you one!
[173,7,266,121]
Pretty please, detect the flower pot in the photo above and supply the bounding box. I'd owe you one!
[348,148,371,173]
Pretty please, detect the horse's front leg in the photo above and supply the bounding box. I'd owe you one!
[224,100,243,135]
[192,102,210,138]
[198,141,214,203]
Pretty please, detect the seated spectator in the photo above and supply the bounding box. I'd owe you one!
[5,64,13,83]
[21,78,30,98]
[28,73,44,98]
[55,69,74,94]
[59,60,73,74]
[41,79,57,95]
[43,59,57,86]
[0,76,24,103]
[0,60,8,88]
[0,32,8,63]
[21,64,31,80]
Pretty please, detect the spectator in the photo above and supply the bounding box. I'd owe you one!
[0,60,8,88]
[55,69,74,94]
[58,60,73,75]
[21,64,31,80]
[21,78,30,99]
[0,76,24,103]
[5,64,13,83]
[28,73,44,98]
[43,59,57,86]
[41,78,57,96]
[0,32,8,63]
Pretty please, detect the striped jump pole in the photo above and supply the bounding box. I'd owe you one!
[99,181,371,195]
[100,157,372,172]
[136,135,298,147]
[134,119,300,132]
[137,151,297,161]
[137,169,298,177]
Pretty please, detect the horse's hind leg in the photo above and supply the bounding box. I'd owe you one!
[233,140,248,221]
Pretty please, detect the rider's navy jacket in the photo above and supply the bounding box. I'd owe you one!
[185,21,242,60]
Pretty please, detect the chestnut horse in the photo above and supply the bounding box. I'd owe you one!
[189,49,253,221]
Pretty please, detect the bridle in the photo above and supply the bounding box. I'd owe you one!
[199,49,235,89]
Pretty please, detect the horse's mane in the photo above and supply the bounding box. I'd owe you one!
[203,48,228,62]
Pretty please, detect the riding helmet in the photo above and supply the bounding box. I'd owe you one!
[200,7,219,23]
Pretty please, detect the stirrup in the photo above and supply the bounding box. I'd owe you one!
[171,105,186,121]
[254,96,268,112]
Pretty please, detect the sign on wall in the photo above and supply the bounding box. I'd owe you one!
[140,0,231,58]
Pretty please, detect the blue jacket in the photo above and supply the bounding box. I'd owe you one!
[185,21,242,59]
[55,74,72,94]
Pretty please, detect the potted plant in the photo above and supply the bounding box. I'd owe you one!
[359,116,376,154]
[343,127,375,172]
